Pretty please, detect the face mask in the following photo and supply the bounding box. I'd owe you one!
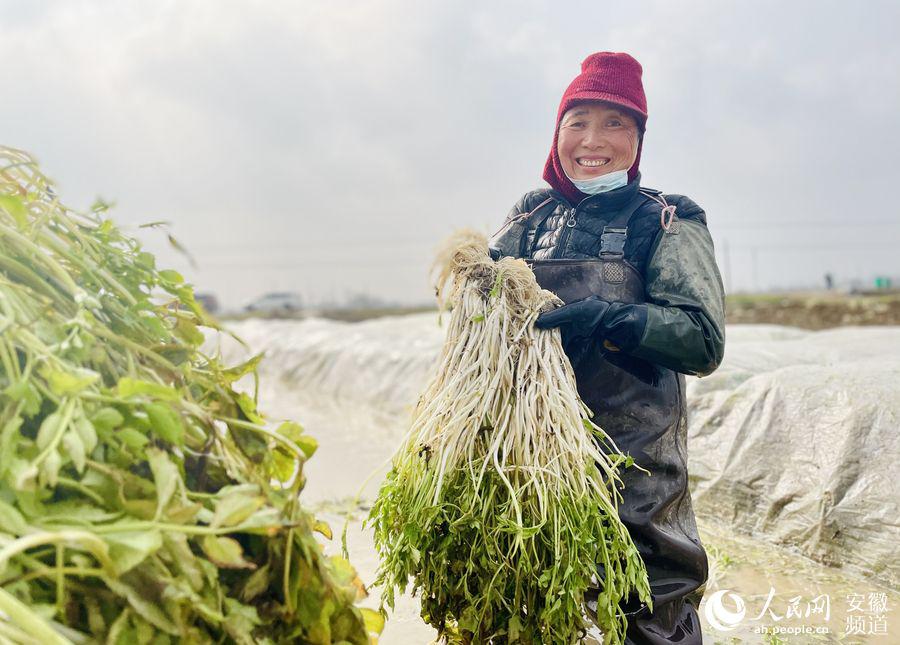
[564,168,629,194]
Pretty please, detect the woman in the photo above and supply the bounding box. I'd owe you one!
[489,52,725,644]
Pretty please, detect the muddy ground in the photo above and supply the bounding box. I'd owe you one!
[724,292,900,329]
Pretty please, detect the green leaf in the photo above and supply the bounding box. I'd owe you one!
[328,555,366,602]
[0,499,27,535]
[0,414,24,477]
[268,448,297,484]
[508,615,521,641]
[90,407,124,432]
[147,448,180,517]
[174,317,204,346]
[276,421,317,458]
[73,414,98,454]
[163,533,205,592]
[9,459,38,491]
[222,506,282,533]
[35,410,63,451]
[62,430,86,473]
[42,366,100,396]
[457,605,478,633]
[145,403,184,446]
[359,607,385,636]
[163,499,201,525]
[294,435,318,459]
[38,448,62,487]
[313,520,333,540]
[105,528,163,574]
[136,251,156,270]
[230,425,268,464]
[238,563,271,602]
[117,427,149,451]
[104,577,180,635]
[221,354,263,384]
[200,535,256,570]
[117,377,180,401]
[96,217,114,233]
[40,501,119,523]
[158,269,184,285]
[139,314,169,340]
[276,421,304,442]
[211,489,265,528]
[234,392,264,424]
[0,148,375,645]
[3,381,42,416]
[222,597,261,644]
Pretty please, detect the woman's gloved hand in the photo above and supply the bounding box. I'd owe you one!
[535,296,610,349]
[535,296,647,353]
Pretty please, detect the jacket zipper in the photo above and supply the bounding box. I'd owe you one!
[553,206,578,259]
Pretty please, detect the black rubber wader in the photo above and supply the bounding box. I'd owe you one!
[526,207,708,644]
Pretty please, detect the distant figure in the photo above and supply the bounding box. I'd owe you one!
[825,273,834,291]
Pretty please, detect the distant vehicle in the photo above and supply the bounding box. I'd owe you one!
[195,292,220,315]
[244,292,304,315]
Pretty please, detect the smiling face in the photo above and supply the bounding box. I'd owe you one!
[556,102,641,181]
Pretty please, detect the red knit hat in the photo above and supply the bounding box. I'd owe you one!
[543,52,648,205]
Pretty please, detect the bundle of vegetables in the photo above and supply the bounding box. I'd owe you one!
[369,231,651,644]
[0,146,381,644]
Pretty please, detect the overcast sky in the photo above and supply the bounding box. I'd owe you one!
[3,0,898,308]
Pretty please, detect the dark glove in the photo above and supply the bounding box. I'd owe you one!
[535,297,648,353]
[535,296,611,350]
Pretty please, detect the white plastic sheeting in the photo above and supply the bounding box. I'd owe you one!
[217,317,900,588]
[217,314,443,416]
[687,325,900,588]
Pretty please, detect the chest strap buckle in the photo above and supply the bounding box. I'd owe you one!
[599,226,627,258]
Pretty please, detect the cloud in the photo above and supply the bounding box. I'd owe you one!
[2,0,898,305]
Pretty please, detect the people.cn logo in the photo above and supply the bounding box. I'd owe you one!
[704,589,746,631]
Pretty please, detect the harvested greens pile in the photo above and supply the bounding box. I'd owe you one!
[0,146,381,644]
[369,231,651,644]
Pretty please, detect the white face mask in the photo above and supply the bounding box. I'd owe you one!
[564,168,629,194]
